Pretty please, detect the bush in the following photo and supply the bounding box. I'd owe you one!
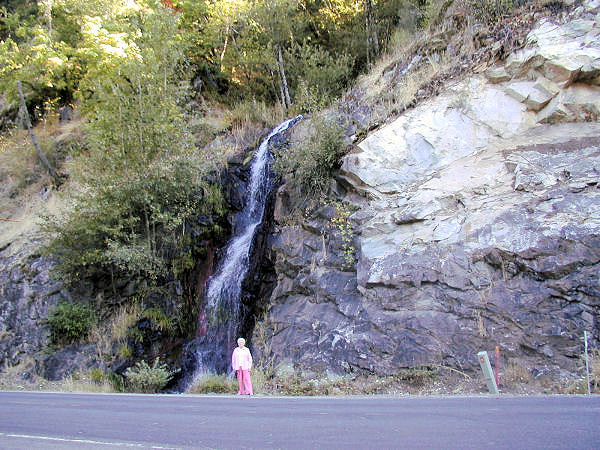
[274,115,346,198]
[287,42,353,113]
[47,301,96,346]
[89,368,105,383]
[124,358,174,393]
[143,307,175,334]
[44,158,228,284]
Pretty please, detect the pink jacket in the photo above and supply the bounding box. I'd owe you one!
[231,346,253,371]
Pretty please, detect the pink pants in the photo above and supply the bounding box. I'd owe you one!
[236,369,253,395]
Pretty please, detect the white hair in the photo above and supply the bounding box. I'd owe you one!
[237,337,246,345]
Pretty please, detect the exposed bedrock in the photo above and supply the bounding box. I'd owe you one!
[259,6,600,378]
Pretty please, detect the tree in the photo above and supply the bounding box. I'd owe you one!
[364,0,380,66]
[46,0,228,285]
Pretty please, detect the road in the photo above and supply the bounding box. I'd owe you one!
[0,392,598,449]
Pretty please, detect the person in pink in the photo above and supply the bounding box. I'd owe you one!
[231,337,253,395]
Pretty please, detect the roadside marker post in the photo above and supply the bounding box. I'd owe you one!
[478,351,499,395]
[494,345,500,388]
[584,331,591,395]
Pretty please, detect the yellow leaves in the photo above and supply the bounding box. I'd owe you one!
[82,16,138,61]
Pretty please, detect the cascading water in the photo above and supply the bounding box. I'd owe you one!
[182,115,301,388]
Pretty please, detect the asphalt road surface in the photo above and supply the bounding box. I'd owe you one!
[0,391,598,449]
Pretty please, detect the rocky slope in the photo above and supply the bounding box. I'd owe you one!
[258,1,600,380]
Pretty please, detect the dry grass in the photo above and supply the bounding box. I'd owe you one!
[88,302,141,366]
[590,349,600,391]
[502,360,533,386]
[187,373,237,394]
[53,373,114,393]
[0,113,85,245]
[0,357,113,393]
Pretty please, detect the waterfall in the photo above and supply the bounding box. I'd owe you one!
[183,115,302,386]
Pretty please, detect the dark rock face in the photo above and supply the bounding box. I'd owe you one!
[41,343,99,381]
[0,243,63,372]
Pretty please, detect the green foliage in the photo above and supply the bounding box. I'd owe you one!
[47,301,96,346]
[273,115,346,197]
[45,160,227,283]
[0,0,421,115]
[108,371,127,392]
[119,343,133,358]
[124,358,174,393]
[288,42,353,113]
[143,307,175,334]
[89,368,105,383]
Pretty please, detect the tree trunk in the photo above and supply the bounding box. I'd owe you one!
[269,68,284,107]
[220,27,230,72]
[42,0,53,36]
[364,0,379,66]
[16,80,60,182]
[277,45,291,109]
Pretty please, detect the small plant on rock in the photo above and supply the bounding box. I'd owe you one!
[328,202,357,271]
[47,301,96,346]
[463,0,517,25]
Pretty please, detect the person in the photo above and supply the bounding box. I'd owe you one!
[231,337,253,395]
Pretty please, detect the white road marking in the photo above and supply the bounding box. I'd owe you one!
[0,432,179,449]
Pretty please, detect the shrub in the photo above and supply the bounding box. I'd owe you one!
[108,371,127,393]
[287,42,353,113]
[89,368,105,383]
[274,115,346,198]
[328,202,357,271]
[119,344,133,359]
[44,158,228,284]
[47,301,96,346]
[124,358,174,393]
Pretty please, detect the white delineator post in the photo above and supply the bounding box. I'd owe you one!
[478,351,499,395]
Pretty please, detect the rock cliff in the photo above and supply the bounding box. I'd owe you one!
[259,1,600,379]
